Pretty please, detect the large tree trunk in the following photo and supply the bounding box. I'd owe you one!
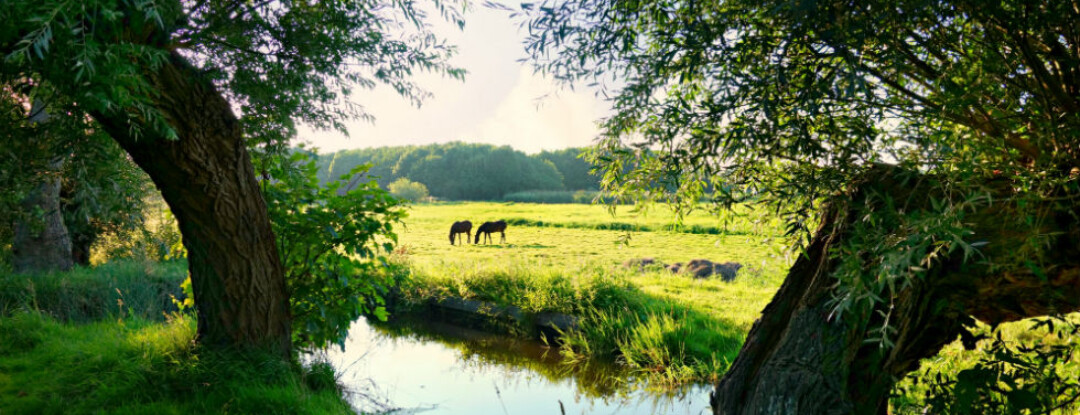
[90,52,292,356]
[12,156,74,274]
[12,100,73,274]
[711,166,1080,414]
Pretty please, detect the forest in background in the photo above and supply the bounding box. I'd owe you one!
[316,143,600,201]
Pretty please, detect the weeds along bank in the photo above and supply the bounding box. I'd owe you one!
[0,261,354,415]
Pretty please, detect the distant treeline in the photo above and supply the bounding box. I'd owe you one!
[316,143,601,200]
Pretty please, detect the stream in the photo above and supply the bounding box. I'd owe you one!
[318,316,713,415]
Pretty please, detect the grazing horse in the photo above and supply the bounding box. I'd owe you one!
[474,220,507,244]
[449,221,472,245]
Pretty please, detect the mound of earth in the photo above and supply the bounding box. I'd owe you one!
[625,257,742,281]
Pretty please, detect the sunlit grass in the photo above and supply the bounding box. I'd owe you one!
[0,262,352,415]
[0,311,352,415]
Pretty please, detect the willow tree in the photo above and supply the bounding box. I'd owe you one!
[519,0,1080,413]
[1,0,462,355]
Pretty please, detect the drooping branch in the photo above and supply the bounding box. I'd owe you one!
[712,165,1080,415]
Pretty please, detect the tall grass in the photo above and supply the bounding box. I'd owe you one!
[393,260,761,386]
[0,259,188,321]
[0,262,357,414]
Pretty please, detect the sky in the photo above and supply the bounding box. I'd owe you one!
[296,3,610,155]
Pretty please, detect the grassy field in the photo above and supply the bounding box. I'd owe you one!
[387,202,792,385]
[395,201,790,278]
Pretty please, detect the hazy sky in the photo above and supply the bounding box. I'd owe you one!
[296,3,610,155]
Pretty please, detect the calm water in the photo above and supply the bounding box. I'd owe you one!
[319,317,713,415]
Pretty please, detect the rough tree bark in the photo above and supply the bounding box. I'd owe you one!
[13,158,74,274]
[12,100,74,274]
[711,165,1080,414]
[89,52,292,356]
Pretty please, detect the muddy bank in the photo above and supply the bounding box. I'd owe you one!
[384,293,579,343]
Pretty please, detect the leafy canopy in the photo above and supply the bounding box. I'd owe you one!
[1,0,465,145]
[517,0,1078,214]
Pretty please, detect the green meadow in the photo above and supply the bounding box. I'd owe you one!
[395,201,789,274]
[388,202,793,385]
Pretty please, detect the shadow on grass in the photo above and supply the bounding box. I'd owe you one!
[503,217,767,236]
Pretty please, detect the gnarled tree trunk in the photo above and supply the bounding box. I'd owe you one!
[711,166,1080,414]
[90,52,292,356]
[13,156,74,274]
[12,100,73,274]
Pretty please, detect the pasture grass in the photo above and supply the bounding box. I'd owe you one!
[406,201,785,240]
[389,202,792,385]
[392,262,760,386]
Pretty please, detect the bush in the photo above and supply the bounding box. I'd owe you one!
[388,178,430,202]
[90,198,186,265]
[259,149,405,350]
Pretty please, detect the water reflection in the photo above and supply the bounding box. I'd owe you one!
[321,316,713,415]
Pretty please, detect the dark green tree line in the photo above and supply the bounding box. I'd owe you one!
[318,142,599,199]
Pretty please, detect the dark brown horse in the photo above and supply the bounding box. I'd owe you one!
[449,221,472,245]
[474,220,507,244]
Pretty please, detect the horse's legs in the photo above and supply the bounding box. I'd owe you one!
[467,231,471,244]
[500,231,506,244]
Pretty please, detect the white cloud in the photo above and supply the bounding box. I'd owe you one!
[296,5,608,155]
[459,67,605,154]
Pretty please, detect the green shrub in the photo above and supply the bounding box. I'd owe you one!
[259,149,404,350]
[90,200,186,265]
[893,316,1080,414]
[388,177,430,202]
